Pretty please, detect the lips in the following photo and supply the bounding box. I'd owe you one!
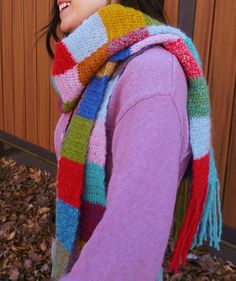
[58,1,72,21]
[57,0,71,7]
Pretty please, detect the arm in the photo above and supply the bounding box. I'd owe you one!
[60,94,182,281]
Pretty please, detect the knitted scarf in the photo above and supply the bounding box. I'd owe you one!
[50,3,223,280]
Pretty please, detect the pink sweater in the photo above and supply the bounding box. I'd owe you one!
[55,45,192,281]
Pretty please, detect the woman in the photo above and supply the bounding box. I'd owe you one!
[42,0,222,280]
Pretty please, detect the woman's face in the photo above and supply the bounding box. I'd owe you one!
[57,0,116,34]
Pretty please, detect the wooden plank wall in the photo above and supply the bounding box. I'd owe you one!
[0,0,3,130]
[24,0,38,145]
[0,0,236,229]
[209,0,236,227]
[0,0,60,151]
[192,0,236,227]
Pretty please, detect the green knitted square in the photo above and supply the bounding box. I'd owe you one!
[61,115,94,163]
[187,77,210,117]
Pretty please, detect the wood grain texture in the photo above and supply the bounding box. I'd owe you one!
[36,0,50,149]
[224,74,236,227]
[206,0,236,227]
[1,0,15,134]
[178,0,196,38]
[164,0,179,26]
[0,0,3,129]
[49,0,60,152]
[193,0,215,77]
[12,0,26,139]
[24,0,38,144]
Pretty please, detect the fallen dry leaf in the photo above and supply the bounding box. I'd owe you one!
[24,259,32,270]
[32,169,42,183]
[0,157,56,280]
[38,207,50,215]
[7,231,16,241]
[40,240,47,252]
[9,269,19,281]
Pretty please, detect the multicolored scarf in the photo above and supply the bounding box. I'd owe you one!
[50,3,223,280]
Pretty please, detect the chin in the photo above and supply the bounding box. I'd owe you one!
[60,19,83,35]
[60,22,73,34]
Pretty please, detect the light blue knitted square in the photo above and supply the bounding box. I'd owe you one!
[63,13,108,63]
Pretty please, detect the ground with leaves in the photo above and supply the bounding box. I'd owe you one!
[0,157,236,280]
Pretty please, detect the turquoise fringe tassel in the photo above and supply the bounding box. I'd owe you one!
[190,147,223,250]
[156,266,163,281]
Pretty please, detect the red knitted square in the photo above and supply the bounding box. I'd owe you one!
[52,42,76,76]
[57,156,85,209]
[163,39,202,79]
[192,153,210,196]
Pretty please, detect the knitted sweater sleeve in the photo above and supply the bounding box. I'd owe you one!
[60,96,182,281]
[60,48,187,281]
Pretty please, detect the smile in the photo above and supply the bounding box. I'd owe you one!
[59,2,71,13]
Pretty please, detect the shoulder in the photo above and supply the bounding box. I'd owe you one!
[107,44,190,158]
[108,45,188,114]
[114,46,173,99]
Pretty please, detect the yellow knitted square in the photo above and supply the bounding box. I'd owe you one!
[99,4,147,40]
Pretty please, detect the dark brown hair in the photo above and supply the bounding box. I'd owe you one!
[37,0,168,59]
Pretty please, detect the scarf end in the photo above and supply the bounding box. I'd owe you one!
[190,147,223,250]
[167,193,205,273]
[167,148,223,274]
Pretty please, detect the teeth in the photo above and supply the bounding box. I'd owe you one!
[59,2,71,12]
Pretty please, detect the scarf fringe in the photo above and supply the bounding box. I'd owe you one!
[190,147,223,250]
[168,148,222,273]
[167,192,205,272]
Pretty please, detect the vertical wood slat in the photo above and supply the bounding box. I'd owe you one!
[164,0,179,27]
[193,0,215,77]
[220,0,236,227]
[12,0,26,139]
[0,0,3,129]
[178,0,196,38]
[1,0,15,134]
[207,0,236,221]
[50,46,59,153]
[24,0,38,144]
[224,76,236,227]
[49,0,60,152]
[36,0,50,149]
